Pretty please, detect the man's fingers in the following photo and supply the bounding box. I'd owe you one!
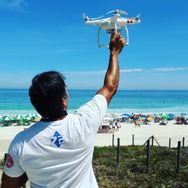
[111,33,123,41]
[110,33,116,41]
[120,38,126,45]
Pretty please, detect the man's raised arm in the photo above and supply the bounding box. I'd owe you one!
[97,33,125,104]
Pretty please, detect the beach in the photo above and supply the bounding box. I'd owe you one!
[96,120,188,147]
[1,119,188,160]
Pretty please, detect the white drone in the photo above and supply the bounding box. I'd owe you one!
[83,9,141,47]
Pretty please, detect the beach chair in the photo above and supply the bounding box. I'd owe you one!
[3,153,26,188]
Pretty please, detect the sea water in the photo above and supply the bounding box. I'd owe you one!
[0,89,188,115]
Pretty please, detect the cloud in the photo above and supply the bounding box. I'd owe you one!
[64,67,188,76]
[152,67,188,72]
[120,69,143,73]
[0,0,28,11]
[64,70,105,76]
[64,69,144,76]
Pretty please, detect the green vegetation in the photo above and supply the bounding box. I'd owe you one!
[0,159,3,170]
[93,146,188,188]
[1,146,188,187]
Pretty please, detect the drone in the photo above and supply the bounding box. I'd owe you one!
[83,9,141,47]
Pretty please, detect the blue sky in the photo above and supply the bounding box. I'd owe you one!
[0,0,188,90]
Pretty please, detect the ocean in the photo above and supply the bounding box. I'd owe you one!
[0,89,188,115]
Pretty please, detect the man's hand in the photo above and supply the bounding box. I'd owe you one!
[1,172,28,188]
[109,33,125,55]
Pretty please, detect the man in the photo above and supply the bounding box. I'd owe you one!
[1,33,125,188]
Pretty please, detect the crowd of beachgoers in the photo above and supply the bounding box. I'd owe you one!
[98,112,188,133]
[1,112,188,159]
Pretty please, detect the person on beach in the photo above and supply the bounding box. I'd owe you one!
[1,33,125,188]
[132,114,140,127]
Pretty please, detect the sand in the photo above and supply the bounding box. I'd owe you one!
[95,121,188,147]
[1,120,188,160]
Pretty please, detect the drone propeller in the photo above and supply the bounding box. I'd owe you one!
[89,15,105,20]
[106,9,128,15]
[136,13,142,18]
[135,13,141,21]
[83,13,105,21]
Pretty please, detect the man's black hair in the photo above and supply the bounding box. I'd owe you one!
[29,71,67,119]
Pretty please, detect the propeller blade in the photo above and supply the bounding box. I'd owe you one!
[136,13,142,18]
[89,15,105,20]
[106,10,115,15]
[83,13,89,22]
[118,9,128,15]
[106,9,128,15]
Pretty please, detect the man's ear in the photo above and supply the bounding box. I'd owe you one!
[62,96,68,109]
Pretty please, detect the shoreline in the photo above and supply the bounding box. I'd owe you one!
[1,109,188,115]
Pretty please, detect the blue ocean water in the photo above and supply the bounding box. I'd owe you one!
[0,89,188,115]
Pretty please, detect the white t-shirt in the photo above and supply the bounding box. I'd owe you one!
[4,94,107,188]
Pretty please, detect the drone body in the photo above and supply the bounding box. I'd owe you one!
[83,9,141,47]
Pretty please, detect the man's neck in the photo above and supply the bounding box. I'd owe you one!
[41,111,68,122]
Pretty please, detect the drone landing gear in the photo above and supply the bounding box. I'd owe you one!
[97,27,129,48]
[97,27,109,48]
[124,27,129,45]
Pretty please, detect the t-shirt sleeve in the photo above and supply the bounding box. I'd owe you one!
[75,94,107,134]
[3,132,25,177]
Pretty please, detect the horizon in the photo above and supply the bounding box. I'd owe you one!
[0,0,188,90]
[0,88,188,91]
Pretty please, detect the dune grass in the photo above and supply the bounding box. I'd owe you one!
[93,145,188,188]
[1,146,188,187]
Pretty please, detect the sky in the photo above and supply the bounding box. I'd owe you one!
[0,0,188,90]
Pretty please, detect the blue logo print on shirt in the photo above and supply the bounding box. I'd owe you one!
[50,131,63,148]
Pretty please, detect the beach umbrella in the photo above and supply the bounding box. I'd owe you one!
[181,113,187,116]
[4,116,12,121]
[25,114,35,125]
[161,113,169,120]
[3,115,13,126]
[16,114,22,120]
[180,113,188,118]
[0,115,3,127]
[15,114,24,125]
[146,114,153,122]
[167,113,175,120]
[140,114,147,118]
[121,113,132,118]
